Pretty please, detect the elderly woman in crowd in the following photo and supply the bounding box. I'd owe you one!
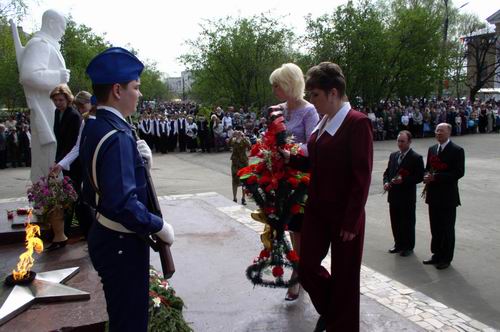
[269,62,319,301]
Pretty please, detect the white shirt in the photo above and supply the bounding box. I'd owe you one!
[57,116,96,170]
[438,139,450,153]
[312,102,351,141]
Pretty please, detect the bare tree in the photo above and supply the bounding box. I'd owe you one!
[463,30,500,100]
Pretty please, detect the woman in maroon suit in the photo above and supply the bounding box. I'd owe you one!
[285,62,373,331]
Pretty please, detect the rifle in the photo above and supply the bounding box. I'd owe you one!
[129,117,175,279]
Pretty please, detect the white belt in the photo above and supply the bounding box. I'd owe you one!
[97,214,134,234]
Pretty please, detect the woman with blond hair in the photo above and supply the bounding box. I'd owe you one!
[45,84,82,250]
[269,63,319,301]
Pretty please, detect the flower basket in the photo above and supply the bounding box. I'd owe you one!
[27,176,78,216]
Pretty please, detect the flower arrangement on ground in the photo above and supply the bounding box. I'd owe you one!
[238,109,309,288]
[27,175,78,216]
[148,267,192,331]
[27,175,78,245]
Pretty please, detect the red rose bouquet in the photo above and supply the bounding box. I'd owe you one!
[383,168,410,194]
[421,155,448,198]
[239,109,309,288]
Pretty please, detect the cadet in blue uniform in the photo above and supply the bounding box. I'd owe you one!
[80,47,174,332]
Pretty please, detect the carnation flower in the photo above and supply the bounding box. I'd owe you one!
[287,250,299,262]
[272,266,284,277]
[290,204,301,215]
[259,249,270,259]
[247,175,258,184]
[287,177,299,188]
[152,297,161,308]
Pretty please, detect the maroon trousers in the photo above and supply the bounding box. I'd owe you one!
[299,204,365,332]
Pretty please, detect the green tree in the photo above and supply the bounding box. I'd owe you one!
[0,17,28,109]
[180,14,296,107]
[304,0,446,105]
[140,61,171,101]
[60,19,110,94]
[0,0,28,109]
[385,0,443,100]
[304,0,389,106]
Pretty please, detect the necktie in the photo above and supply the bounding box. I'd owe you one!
[397,152,404,165]
[437,145,442,155]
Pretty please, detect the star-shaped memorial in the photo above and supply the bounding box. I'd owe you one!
[0,267,90,326]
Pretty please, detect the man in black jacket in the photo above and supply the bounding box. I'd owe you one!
[383,130,424,257]
[423,123,465,270]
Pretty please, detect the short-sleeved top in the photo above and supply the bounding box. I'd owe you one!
[282,103,319,145]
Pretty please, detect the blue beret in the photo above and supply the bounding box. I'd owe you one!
[86,47,144,84]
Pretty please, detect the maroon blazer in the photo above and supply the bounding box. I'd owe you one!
[305,110,373,235]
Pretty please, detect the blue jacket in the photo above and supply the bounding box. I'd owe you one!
[80,108,163,234]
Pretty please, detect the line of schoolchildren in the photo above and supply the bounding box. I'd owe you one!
[136,106,264,153]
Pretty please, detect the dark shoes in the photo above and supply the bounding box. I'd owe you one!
[44,240,67,252]
[422,258,437,265]
[400,250,413,257]
[423,258,451,270]
[313,315,327,332]
[435,262,450,270]
[388,247,401,254]
[233,198,237,203]
[389,247,412,256]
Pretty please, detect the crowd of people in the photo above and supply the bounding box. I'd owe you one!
[135,104,265,154]
[364,98,500,141]
[0,114,31,169]
[2,97,499,169]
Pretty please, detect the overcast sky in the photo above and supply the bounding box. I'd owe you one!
[19,0,499,77]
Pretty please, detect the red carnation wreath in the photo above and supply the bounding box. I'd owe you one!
[239,109,309,288]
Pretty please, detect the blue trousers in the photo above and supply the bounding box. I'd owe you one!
[88,222,150,332]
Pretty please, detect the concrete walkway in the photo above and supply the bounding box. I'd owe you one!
[150,192,495,331]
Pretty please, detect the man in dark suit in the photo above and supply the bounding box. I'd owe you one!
[423,123,465,270]
[383,130,424,257]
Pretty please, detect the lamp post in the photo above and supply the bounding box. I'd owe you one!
[441,1,469,97]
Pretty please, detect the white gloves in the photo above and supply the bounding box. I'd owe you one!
[136,139,153,169]
[155,220,174,245]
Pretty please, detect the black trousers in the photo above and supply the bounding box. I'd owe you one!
[428,204,457,263]
[389,203,416,251]
[178,133,186,152]
[88,222,150,332]
[63,169,93,238]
